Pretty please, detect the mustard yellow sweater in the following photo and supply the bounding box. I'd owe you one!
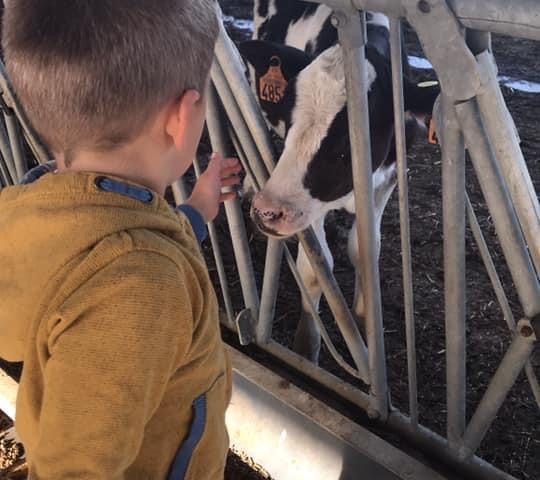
[0,171,231,479]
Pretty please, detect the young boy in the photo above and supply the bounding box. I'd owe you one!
[0,1,241,478]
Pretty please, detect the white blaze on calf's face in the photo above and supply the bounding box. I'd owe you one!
[252,46,377,237]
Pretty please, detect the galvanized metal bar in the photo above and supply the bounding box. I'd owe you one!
[210,61,270,188]
[455,100,540,318]
[297,229,371,383]
[257,239,283,344]
[0,61,50,163]
[0,119,17,183]
[307,0,540,41]
[206,84,260,320]
[228,330,518,480]
[226,105,282,345]
[4,112,26,181]
[474,52,540,276]
[466,195,540,408]
[390,17,418,428]
[193,157,236,327]
[171,172,235,327]
[438,95,467,449]
[171,179,189,203]
[282,246,363,379]
[212,48,371,382]
[460,320,537,459]
[335,9,388,420]
[0,152,13,186]
[213,7,277,175]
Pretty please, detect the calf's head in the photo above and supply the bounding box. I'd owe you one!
[240,40,439,238]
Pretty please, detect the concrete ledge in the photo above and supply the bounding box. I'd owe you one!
[227,346,447,480]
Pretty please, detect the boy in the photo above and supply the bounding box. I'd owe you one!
[0,1,241,478]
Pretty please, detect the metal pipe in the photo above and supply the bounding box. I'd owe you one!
[206,85,260,321]
[0,61,50,163]
[455,100,540,318]
[466,195,540,408]
[336,9,388,420]
[297,229,371,383]
[4,112,26,182]
[282,246,364,379]
[460,320,537,459]
[0,120,17,183]
[306,0,540,41]
[171,179,189,203]
[212,53,371,380]
[390,17,418,428]
[475,52,540,276]
[226,329,518,480]
[257,239,283,344]
[213,8,277,175]
[210,61,269,188]
[439,96,467,449]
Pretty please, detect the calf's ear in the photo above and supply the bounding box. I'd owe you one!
[239,40,312,82]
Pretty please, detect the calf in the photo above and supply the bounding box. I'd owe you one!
[240,1,438,362]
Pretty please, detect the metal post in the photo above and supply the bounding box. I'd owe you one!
[213,7,277,175]
[4,112,26,181]
[390,17,418,427]
[0,120,17,183]
[257,239,283,344]
[455,100,540,318]
[335,9,388,419]
[206,85,260,322]
[474,52,540,275]
[438,96,467,449]
[460,320,537,459]
[466,196,540,408]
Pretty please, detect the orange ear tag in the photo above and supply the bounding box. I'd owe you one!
[259,56,288,103]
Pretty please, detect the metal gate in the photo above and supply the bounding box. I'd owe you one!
[0,1,538,479]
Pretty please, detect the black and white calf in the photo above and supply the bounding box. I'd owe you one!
[240,1,438,362]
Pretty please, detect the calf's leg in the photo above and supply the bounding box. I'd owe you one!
[348,165,397,333]
[293,215,333,363]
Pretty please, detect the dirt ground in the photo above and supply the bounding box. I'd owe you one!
[210,2,540,479]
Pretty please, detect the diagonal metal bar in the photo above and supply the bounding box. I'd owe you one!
[460,319,537,459]
[455,99,540,319]
[466,195,540,408]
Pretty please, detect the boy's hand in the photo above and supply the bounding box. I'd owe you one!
[186,153,242,223]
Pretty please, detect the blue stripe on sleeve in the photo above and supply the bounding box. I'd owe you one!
[177,204,207,244]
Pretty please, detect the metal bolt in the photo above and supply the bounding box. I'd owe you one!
[521,325,534,338]
[418,0,431,14]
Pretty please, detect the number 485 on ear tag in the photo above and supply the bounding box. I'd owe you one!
[259,56,288,103]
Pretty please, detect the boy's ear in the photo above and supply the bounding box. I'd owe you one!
[239,40,313,127]
[239,40,313,81]
[165,90,202,148]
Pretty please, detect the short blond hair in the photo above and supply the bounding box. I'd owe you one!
[2,0,218,160]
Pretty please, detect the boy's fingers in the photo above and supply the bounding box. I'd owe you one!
[221,175,241,187]
[221,165,242,178]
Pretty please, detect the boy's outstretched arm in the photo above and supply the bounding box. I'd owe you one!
[27,251,193,479]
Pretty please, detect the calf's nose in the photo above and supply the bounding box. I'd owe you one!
[251,192,285,224]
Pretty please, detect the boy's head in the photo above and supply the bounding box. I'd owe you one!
[2,0,218,165]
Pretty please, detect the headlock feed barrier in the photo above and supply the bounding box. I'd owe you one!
[0,0,538,479]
